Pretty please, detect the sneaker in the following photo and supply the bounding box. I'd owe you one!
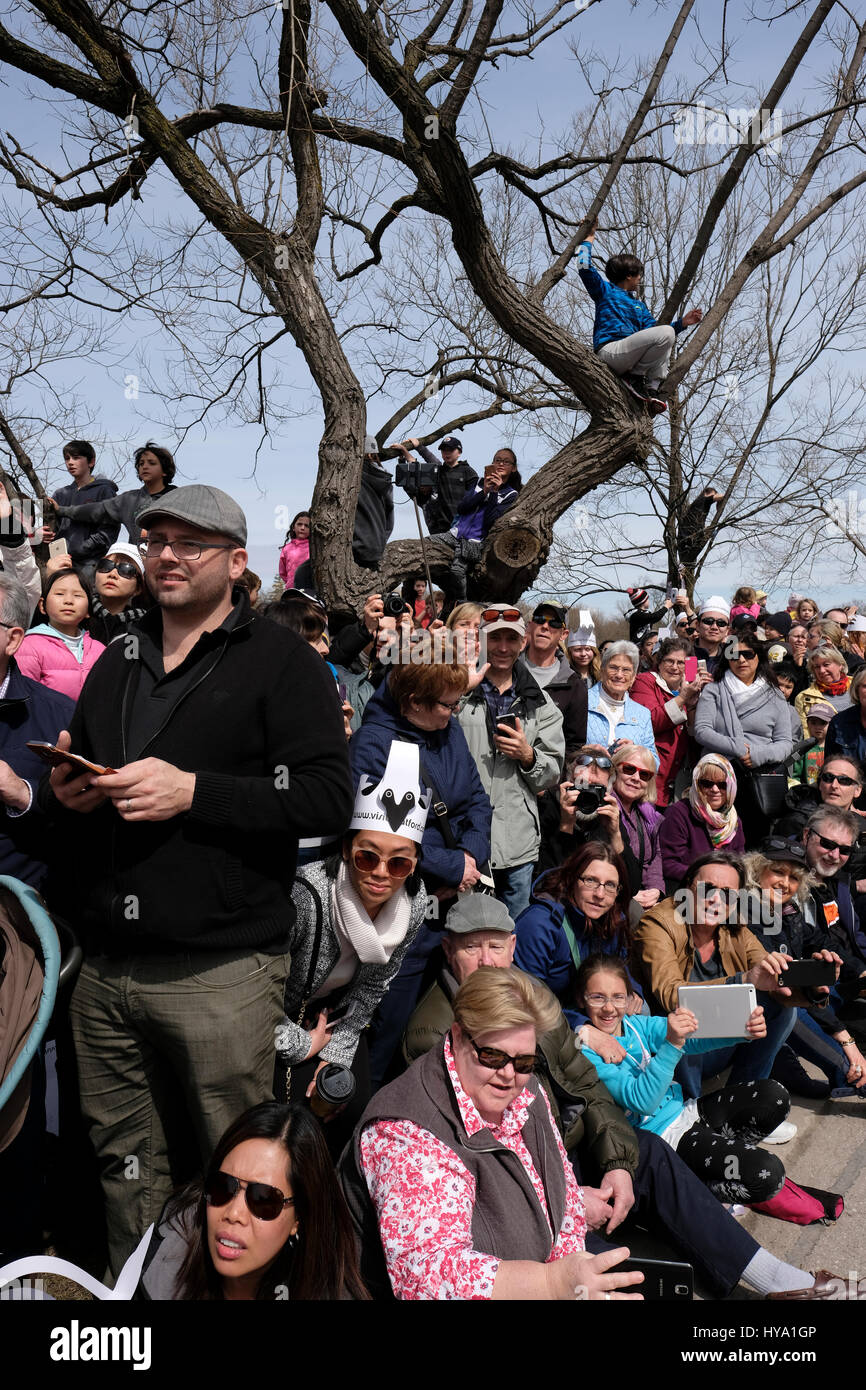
[829,1085,866,1100]
[771,1044,831,1100]
[621,377,650,407]
[763,1119,798,1144]
[647,396,668,416]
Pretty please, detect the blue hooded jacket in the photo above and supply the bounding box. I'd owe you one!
[577,242,685,352]
[349,679,492,890]
[514,869,642,1005]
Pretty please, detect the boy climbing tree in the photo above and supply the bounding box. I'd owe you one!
[578,220,704,414]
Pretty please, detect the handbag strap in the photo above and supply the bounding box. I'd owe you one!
[418,755,459,850]
[287,875,325,1102]
[561,909,583,973]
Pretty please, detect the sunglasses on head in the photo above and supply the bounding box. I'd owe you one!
[574,753,612,770]
[806,829,853,856]
[205,1171,294,1221]
[482,608,521,623]
[352,847,416,879]
[467,1034,537,1075]
[619,762,653,782]
[96,558,140,580]
[819,771,858,787]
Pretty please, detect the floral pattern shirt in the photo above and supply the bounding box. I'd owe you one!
[359,1034,586,1299]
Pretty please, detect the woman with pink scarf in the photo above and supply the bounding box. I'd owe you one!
[658,754,745,890]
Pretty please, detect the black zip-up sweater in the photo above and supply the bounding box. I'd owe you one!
[33,591,353,955]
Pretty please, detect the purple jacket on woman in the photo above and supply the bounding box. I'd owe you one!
[658,796,745,889]
[613,792,665,896]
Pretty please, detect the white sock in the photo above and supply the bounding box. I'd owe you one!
[741,1248,812,1295]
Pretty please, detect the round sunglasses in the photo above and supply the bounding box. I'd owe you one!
[352,847,416,879]
[96,558,140,580]
[205,1171,294,1221]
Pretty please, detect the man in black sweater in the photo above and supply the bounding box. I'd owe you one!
[3,485,353,1275]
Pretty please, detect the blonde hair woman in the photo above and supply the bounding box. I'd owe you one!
[344,966,644,1301]
[794,644,852,735]
[609,744,664,910]
[658,753,745,889]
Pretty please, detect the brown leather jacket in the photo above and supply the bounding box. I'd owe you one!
[631,894,768,1014]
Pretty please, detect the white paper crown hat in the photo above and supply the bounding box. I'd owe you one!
[567,609,597,647]
[350,741,430,844]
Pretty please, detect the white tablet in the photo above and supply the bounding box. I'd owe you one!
[677,983,756,1039]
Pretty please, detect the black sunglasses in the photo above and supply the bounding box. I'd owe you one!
[532,611,564,628]
[205,1171,295,1220]
[806,829,853,857]
[96,558,140,580]
[819,771,858,788]
[700,617,728,627]
[467,1034,538,1075]
[574,753,612,770]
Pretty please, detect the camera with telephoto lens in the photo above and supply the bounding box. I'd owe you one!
[382,592,407,618]
[573,783,607,817]
[395,457,439,497]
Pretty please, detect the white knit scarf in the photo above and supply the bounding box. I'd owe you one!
[723,670,768,706]
[331,859,412,965]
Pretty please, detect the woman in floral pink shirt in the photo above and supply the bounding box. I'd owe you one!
[347,968,645,1301]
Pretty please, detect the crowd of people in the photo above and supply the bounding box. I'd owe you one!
[0,431,864,1306]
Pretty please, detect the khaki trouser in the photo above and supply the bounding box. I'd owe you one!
[69,946,289,1279]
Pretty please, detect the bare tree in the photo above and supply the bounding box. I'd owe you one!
[0,0,862,616]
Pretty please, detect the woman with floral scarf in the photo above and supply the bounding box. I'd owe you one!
[658,753,745,890]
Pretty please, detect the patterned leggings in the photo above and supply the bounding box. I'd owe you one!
[674,1078,789,1203]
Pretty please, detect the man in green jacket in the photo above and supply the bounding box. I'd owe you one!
[401,894,796,1299]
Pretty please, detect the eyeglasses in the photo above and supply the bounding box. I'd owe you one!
[618,763,653,782]
[467,1034,537,1075]
[352,847,416,878]
[0,620,21,631]
[806,829,853,856]
[819,771,858,788]
[700,617,728,628]
[96,558,140,580]
[205,1171,294,1221]
[577,875,619,897]
[697,777,726,791]
[585,993,629,1008]
[481,608,521,623]
[573,754,612,770]
[434,698,462,713]
[531,613,564,629]
[140,538,236,561]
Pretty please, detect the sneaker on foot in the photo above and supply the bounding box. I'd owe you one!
[829,1085,866,1100]
[647,396,668,416]
[763,1119,798,1144]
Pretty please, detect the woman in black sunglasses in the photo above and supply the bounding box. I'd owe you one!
[136,1102,368,1299]
[86,543,150,646]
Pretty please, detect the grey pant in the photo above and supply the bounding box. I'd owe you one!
[598,325,676,387]
[69,946,289,1277]
[428,532,482,599]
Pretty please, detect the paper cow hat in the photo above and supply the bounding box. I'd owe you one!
[567,609,597,647]
[350,741,430,843]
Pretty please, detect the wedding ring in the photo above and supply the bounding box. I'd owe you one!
[124,798,132,811]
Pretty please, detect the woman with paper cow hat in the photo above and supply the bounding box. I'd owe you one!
[274,741,431,1146]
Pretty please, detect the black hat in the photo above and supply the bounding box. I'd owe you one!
[764,611,792,638]
[731,612,759,631]
[759,836,808,867]
[440,436,462,452]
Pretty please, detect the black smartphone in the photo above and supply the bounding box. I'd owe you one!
[781,958,836,989]
[618,1257,693,1300]
[496,714,519,730]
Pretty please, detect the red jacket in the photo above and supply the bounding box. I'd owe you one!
[630,672,690,807]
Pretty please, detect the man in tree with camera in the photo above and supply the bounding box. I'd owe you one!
[392,435,479,536]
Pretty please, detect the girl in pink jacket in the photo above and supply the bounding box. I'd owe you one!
[278,511,311,590]
[16,568,106,700]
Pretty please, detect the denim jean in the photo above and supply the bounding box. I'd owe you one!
[675,993,796,1101]
[790,1008,850,1089]
[493,862,535,922]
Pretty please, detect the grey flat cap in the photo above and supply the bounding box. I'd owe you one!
[137,485,247,547]
[444,894,516,935]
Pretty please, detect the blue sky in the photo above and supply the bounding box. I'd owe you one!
[2,0,858,610]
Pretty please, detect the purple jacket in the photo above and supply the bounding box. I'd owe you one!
[658,796,745,889]
[613,792,664,894]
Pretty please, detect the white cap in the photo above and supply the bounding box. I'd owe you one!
[567,609,596,647]
[349,742,430,844]
[103,541,145,576]
[364,434,379,456]
[849,615,866,633]
[699,595,731,619]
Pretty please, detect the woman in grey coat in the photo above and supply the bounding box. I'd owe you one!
[693,638,796,844]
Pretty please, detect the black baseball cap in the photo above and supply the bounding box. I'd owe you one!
[760,837,809,867]
[439,436,462,451]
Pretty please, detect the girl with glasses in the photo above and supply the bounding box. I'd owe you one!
[659,754,745,890]
[136,1102,368,1299]
[573,955,787,1205]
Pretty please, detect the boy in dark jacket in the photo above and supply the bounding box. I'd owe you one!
[578,220,703,410]
[41,439,119,563]
[352,435,395,569]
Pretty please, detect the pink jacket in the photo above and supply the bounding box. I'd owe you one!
[16,629,106,701]
[279,538,310,589]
